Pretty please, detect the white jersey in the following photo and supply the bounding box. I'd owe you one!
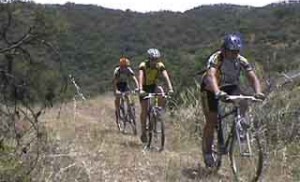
[113,66,135,83]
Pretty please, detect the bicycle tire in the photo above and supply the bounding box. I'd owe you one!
[128,104,137,135]
[118,103,126,133]
[229,128,264,182]
[146,111,165,151]
[212,105,234,171]
[211,117,233,170]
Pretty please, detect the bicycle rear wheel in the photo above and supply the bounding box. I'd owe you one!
[147,113,165,152]
[229,128,264,182]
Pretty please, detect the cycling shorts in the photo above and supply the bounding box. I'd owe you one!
[201,85,241,113]
[116,82,130,92]
[139,84,157,101]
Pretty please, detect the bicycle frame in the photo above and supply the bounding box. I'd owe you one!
[217,95,261,156]
[217,103,251,156]
[142,93,168,151]
[214,95,264,181]
[143,93,164,116]
[116,91,137,134]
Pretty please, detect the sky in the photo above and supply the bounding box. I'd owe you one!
[33,0,280,12]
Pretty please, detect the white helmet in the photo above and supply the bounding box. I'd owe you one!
[147,48,161,60]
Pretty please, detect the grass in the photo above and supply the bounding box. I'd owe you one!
[2,83,298,181]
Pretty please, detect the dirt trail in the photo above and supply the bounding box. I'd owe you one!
[40,94,241,182]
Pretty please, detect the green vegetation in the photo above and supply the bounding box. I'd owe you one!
[1,1,300,181]
[45,2,300,96]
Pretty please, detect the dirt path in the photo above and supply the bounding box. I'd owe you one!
[39,94,249,182]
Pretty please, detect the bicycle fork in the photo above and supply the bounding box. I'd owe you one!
[235,111,253,157]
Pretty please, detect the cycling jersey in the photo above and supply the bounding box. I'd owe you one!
[202,51,253,88]
[139,60,166,85]
[113,66,135,83]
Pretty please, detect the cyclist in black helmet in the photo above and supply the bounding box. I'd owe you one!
[200,34,265,168]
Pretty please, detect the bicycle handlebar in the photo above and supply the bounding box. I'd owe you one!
[226,95,263,102]
[116,90,137,97]
[142,93,170,100]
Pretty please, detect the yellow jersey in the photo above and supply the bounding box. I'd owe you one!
[139,60,166,85]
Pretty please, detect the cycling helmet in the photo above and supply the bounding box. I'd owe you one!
[119,57,130,67]
[147,48,161,60]
[223,34,242,51]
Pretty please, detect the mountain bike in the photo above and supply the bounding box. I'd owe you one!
[115,91,137,135]
[142,93,169,152]
[210,95,265,182]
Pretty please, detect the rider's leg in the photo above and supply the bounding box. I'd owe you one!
[201,90,218,167]
[125,92,133,107]
[203,112,218,154]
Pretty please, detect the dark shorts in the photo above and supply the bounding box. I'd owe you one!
[139,84,157,101]
[116,82,129,92]
[201,85,242,113]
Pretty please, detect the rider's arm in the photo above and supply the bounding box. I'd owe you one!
[246,70,262,94]
[206,67,220,94]
[113,68,119,92]
[132,75,139,89]
[127,67,139,89]
[113,77,118,92]
[138,69,144,90]
[162,70,173,91]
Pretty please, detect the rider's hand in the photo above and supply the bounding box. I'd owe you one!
[168,89,174,96]
[139,89,146,96]
[254,92,265,100]
[215,91,228,101]
[115,90,121,95]
[134,88,140,93]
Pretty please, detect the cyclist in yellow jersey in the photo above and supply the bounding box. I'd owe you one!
[200,34,265,167]
[113,57,139,130]
[138,48,174,143]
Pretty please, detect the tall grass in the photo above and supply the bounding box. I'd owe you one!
[169,81,300,181]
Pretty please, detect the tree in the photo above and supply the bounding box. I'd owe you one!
[0,1,67,180]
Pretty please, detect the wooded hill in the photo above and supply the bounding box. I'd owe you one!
[3,1,300,96]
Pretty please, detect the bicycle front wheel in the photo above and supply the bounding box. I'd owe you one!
[118,105,126,133]
[229,129,264,182]
[128,105,137,135]
[147,113,165,152]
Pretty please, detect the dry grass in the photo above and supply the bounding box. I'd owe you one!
[26,86,300,181]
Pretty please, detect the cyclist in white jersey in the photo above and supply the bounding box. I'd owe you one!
[113,57,139,128]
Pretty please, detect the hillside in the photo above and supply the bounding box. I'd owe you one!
[0,1,300,181]
[48,2,300,95]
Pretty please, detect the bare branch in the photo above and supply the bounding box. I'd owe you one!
[0,33,32,53]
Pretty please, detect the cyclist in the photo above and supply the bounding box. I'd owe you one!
[138,48,174,143]
[113,57,139,130]
[200,34,265,167]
